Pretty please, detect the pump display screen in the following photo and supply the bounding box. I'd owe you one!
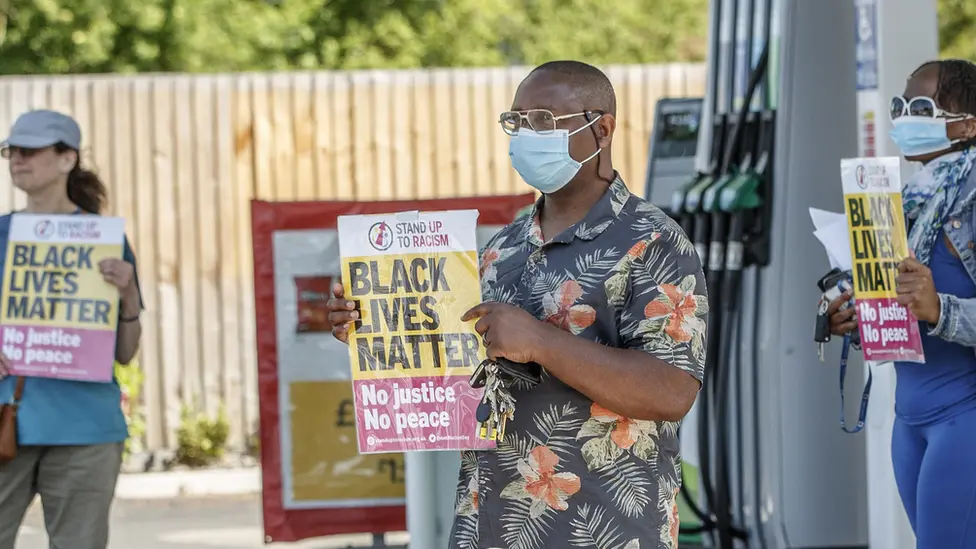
[655,110,701,158]
[644,98,702,211]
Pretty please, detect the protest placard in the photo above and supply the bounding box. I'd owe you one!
[0,213,125,382]
[337,210,495,454]
[252,195,531,543]
[840,157,925,363]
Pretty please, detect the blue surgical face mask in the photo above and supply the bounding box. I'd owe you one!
[889,116,954,157]
[508,116,602,194]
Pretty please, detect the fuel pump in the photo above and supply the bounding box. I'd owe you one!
[642,1,942,547]
[674,0,736,267]
[683,0,777,545]
[677,2,734,547]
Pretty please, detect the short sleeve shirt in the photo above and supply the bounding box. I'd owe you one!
[0,213,142,446]
[449,176,708,549]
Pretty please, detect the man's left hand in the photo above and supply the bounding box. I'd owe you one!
[896,256,940,324]
[461,302,552,363]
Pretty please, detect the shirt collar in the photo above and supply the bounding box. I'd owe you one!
[520,173,632,247]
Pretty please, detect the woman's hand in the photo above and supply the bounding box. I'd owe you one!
[827,291,858,336]
[0,353,10,379]
[327,283,359,344]
[99,258,138,304]
[896,257,941,324]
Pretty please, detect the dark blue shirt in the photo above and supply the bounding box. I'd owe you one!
[895,236,976,425]
[0,213,140,445]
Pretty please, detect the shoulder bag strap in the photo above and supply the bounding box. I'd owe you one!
[12,377,24,403]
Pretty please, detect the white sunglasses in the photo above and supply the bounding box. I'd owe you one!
[889,95,967,121]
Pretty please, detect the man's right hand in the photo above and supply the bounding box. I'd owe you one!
[827,291,858,336]
[327,283,359,344]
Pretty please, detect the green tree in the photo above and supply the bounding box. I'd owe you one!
[0,0,969,75]
[939,0,976,61]
[0,0,709,75]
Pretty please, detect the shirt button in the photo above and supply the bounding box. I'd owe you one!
[952,219,962,229]
[969,241,974,249]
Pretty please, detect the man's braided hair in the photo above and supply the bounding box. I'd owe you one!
[912,59,976,115]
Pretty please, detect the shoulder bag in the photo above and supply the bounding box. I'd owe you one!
[0,377,25,464]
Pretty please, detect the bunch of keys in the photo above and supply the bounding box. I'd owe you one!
[469,357,541,442]
[815,268,859,362]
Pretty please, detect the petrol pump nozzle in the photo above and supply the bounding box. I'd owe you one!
[683,172,717,266]
[672,172,708,236]
[719,169,764,297]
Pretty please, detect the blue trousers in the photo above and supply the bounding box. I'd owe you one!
[892,406,976,548]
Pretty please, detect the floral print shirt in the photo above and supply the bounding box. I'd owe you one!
[449,176,709,549]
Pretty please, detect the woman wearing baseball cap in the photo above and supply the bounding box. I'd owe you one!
[0,109,142,549]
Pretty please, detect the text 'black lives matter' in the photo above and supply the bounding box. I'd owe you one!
[349,256,479,372]
[5,244,112,325]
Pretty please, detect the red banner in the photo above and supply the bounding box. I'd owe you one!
[252,194,533,544]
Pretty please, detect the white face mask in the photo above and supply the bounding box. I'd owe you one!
[507,115,602,194]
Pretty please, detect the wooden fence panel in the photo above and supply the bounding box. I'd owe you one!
[0,63,706,451]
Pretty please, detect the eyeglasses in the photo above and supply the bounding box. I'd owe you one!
[0,146,47,159]
[498,109,603,136]
[890,95,966,121]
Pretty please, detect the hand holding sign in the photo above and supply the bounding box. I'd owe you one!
[327,283,359,344]
[462,302,551,364]
[98,258,138,305]
[896,256,940,324]
[0,353,9,378]
[827,290,858,336]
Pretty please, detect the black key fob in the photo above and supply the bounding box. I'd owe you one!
[495,357,542,385]
[815,312,832,344]
[476,400,491,423]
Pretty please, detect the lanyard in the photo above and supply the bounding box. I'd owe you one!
[839,332,872,433]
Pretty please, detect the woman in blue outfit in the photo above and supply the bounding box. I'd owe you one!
[828,59,976,548]
[0,110,142,549]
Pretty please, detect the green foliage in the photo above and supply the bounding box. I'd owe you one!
[0,0,972,77]
[175,403,230,468]
[115,360,145,458]
[938,0,976,61]
[0,0,710,75]
[0,0,970,76]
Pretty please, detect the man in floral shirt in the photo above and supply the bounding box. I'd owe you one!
[328,60,707,549]
[450,61,708,549]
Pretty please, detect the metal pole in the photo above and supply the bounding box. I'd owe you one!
[405,452,437,549]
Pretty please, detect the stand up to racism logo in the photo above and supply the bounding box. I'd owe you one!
[368,221,393,252]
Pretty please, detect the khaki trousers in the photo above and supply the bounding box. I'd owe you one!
[0,443,123,549]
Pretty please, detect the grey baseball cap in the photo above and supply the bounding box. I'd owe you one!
[0,109,81,150]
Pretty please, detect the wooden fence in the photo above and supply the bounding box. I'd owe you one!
[0,63,706,451]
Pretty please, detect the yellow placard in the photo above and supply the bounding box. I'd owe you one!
[1,242,121,328]
[843,192,910,300]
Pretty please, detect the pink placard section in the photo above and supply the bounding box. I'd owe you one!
[353,375,495,453]
[857,296,926,363]
[3,325,118,382]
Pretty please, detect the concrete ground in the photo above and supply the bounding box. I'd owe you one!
[16,494,409,549]
[12,468,702,548]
